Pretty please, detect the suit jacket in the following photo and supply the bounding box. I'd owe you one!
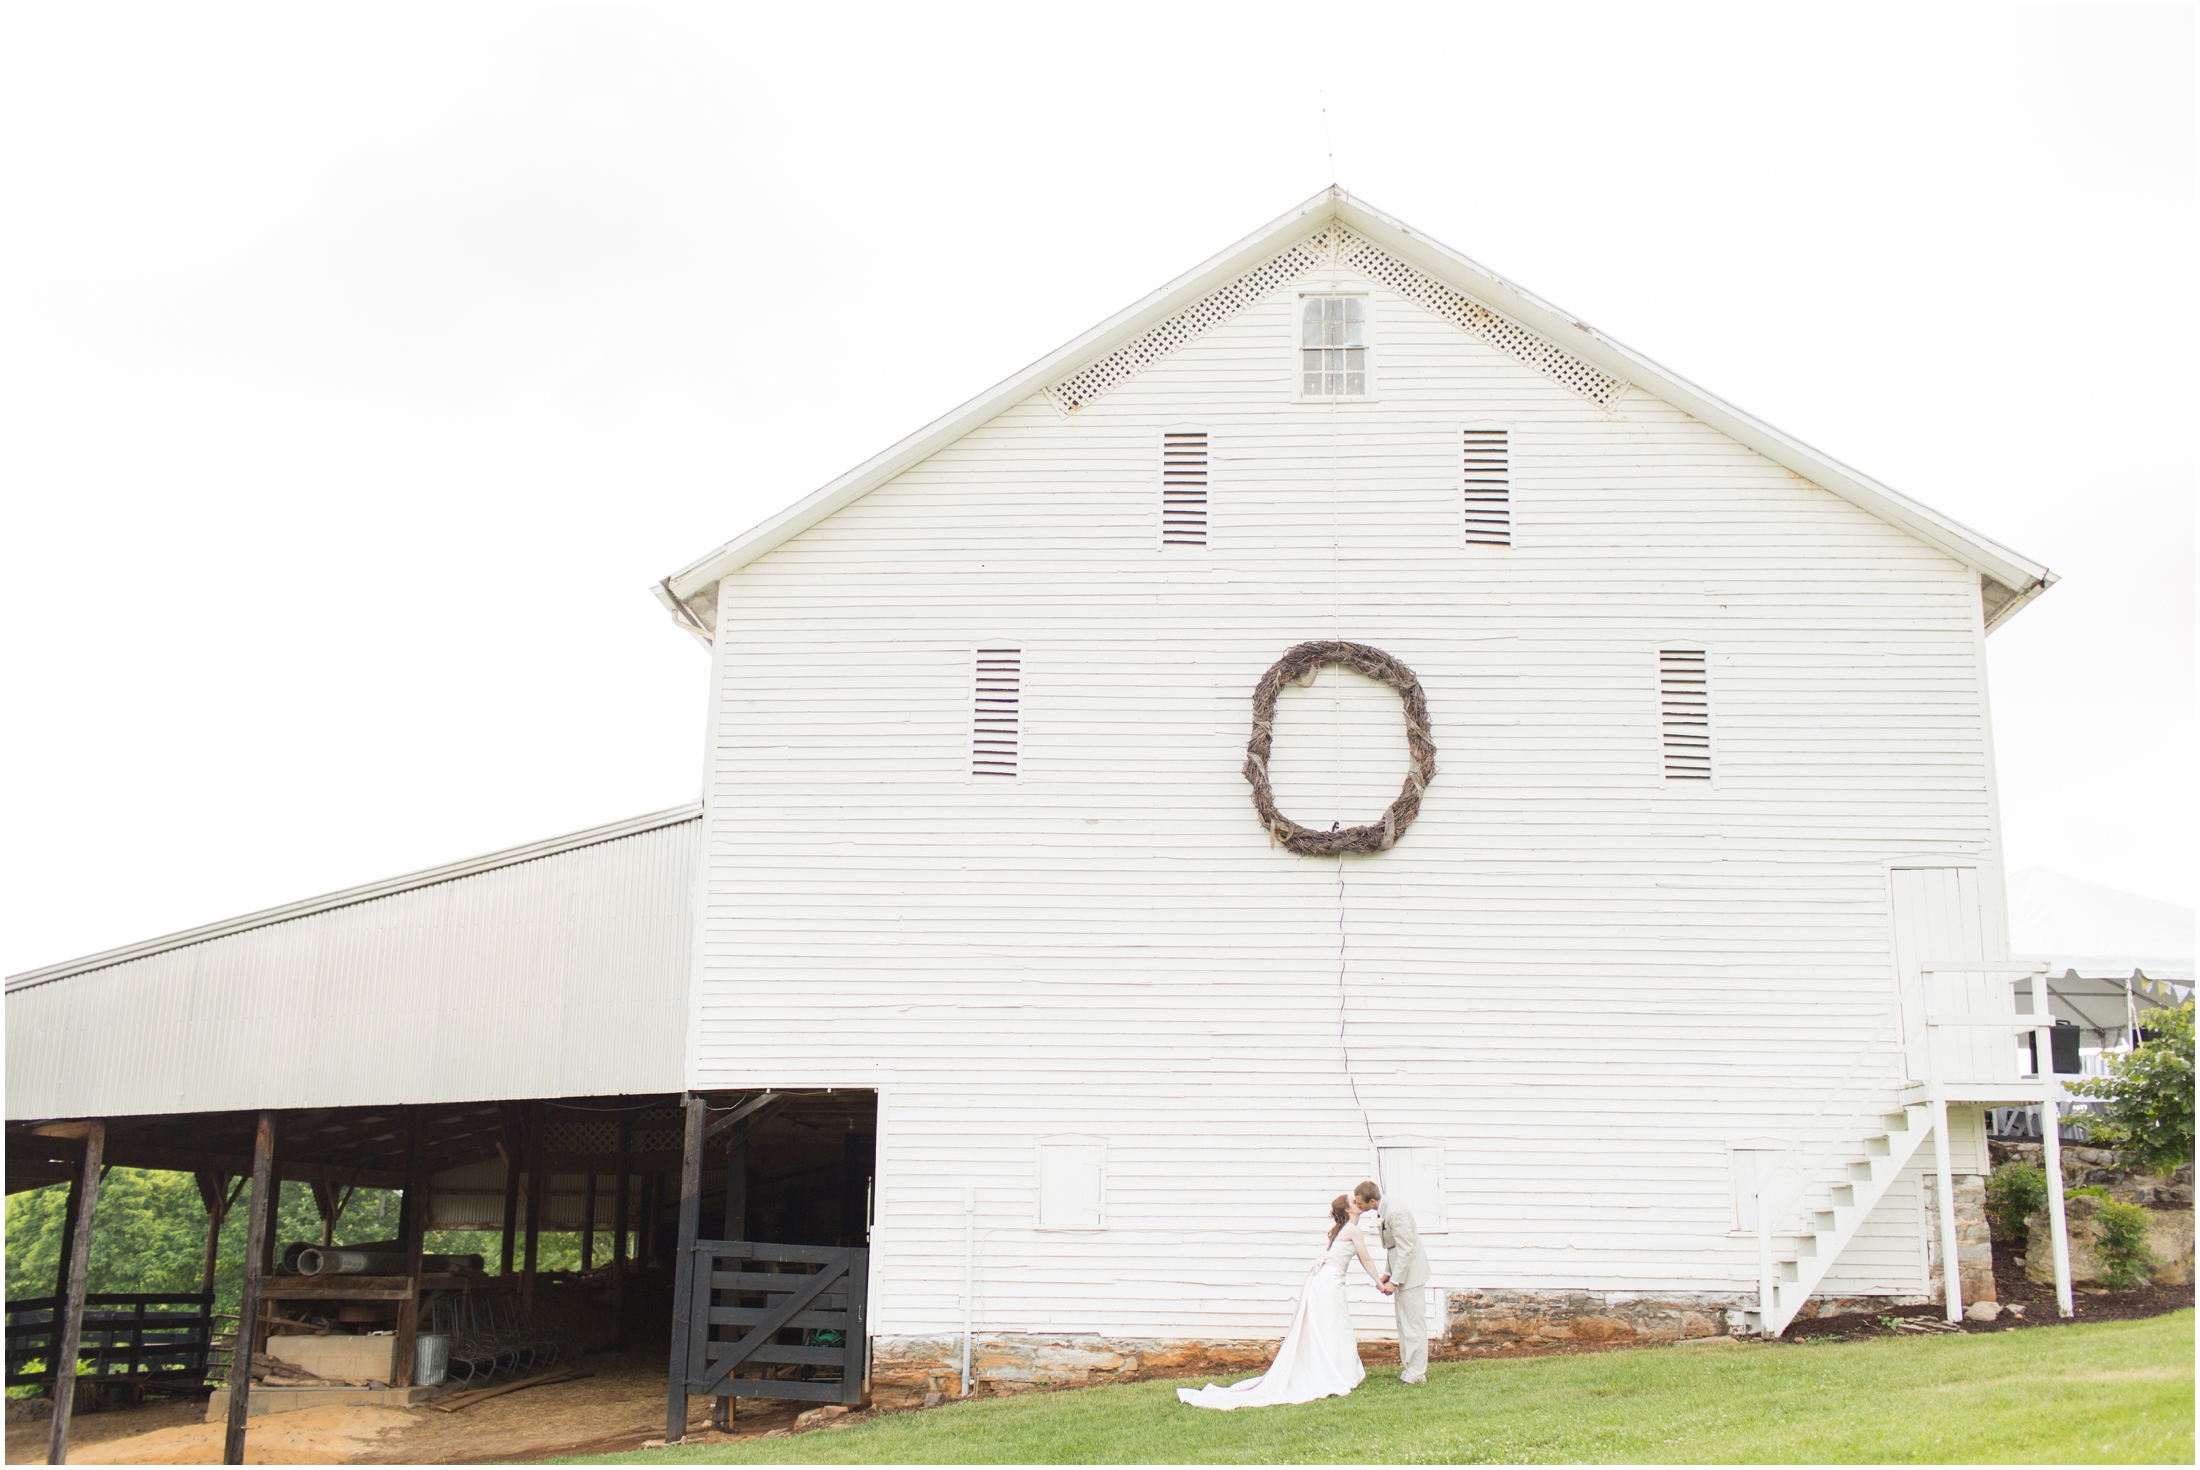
[1376,1206,1430,1289]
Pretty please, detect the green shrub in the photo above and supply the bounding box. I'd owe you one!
[2073,1000,2195,1177]
[2093,1199,2158,1288]
[1985,1161,2049,1247]
[2069,1184,2110,1200]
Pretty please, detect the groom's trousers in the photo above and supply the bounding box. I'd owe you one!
[1394,1285,1428,1382]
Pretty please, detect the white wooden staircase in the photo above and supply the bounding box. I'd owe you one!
[1741,1102,1934,1337]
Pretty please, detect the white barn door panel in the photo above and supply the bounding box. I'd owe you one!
[1889,868,2009,1085]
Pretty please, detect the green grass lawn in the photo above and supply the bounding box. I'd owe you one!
[564,1310,2193,1465]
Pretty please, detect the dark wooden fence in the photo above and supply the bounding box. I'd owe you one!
[673,1242,867,1418]
[4,1293,214,1389]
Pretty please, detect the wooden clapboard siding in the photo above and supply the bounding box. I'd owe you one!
[690,266,2000,1339]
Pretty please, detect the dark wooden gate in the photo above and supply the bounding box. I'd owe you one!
[5,1293,214,1390]
[670,1241,867,1429]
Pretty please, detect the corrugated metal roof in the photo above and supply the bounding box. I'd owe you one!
[4,805,701,1120]
[6,802,700,992]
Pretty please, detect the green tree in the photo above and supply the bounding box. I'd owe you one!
[2073,1000,2196,1176]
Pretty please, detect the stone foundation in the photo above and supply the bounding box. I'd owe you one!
[870,1333,1279,1403]
[2024,1195,2196,1287]
[1444,1290,1743,1345]
[1923,1171,1996,1306]
[871,1279,1937,1400]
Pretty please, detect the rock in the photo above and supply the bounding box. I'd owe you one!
[2005,1304,2025,1317]
[923,1392,945,1408]
[1965,1302,2001,1322]
[794,1405,852,1431]
[2025,1197,2195,1287]
[1672,1335,1742,1349]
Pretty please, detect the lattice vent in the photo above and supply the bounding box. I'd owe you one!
[1161,431,1209,545]
[1659,649,1711,781]
[631,1109,683,1154]
[1044,221,1625,413]
[1046,230,1340,414]
[1335,231,1627,407]
[543,1117,619,1155]
[1462,428,1510,546]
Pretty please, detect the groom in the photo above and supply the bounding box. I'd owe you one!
[1354,1180,1430,1385]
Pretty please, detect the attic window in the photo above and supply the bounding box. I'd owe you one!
[973,649,1021,778]
[1300,295,1367,397]
[1659,649,1710,781]
[1462,429,1509,546]
[1162,432,1209,546]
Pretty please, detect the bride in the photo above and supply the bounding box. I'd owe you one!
[1178,1194,1386,1410]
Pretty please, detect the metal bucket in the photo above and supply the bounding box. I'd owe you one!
[413,1333,450,1387]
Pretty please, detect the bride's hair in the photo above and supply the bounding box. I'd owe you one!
[1326,1193,1353,1246]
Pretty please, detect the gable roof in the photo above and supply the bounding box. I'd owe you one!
[656,188,2053,635]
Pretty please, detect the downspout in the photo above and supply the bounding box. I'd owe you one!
[659,578,714,647]
[961,1186,976,1397]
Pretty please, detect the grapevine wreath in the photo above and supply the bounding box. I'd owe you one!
[1243,640,1436,856]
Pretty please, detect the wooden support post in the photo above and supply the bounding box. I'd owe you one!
[2035,968,2075,1318]
[664,1096,706,1445]
[612,1114,632,1343]
[841,1133,875,1247]
[522,1104,544,1314]
[581,1172,598,1271]
[223,1112,277,1466]
[311,1168,339,1248]
[499,1137,521,1277]
[642,1174,659,1266]
[193,1170,225,1293]
[391,1108,426,1390]
[50,1162,84,1318]
[724,1122,746,1243]
[45,1121,105,1467]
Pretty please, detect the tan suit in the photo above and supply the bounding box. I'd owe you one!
[1375,1206,1430,1382]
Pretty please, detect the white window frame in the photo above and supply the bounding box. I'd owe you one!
[1292,291,1378,403]
[1034,1135,1106,1231]
[1652,642,1717,790]
[1374,1136,1446,1234]
[1156,423,1212,552]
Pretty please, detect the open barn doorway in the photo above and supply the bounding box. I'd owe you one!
[708,1091,877,1250]
[667,1090,877,1441]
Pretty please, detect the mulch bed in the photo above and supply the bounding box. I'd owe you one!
[1783,1238,2194,1343]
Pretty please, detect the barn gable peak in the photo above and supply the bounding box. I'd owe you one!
[657,188,2052,634]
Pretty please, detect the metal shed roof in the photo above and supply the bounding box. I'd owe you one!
[4,804,700,1121]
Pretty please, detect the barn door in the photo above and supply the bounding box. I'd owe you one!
[1889,867,2012,1085]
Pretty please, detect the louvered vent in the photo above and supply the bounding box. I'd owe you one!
[1162,432,1209,545]
[1659,649,1710,781]
[1463,429,1509,546]
[973,649,1021,778]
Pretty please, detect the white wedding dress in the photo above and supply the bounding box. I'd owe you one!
[1177,1225,1377,1410]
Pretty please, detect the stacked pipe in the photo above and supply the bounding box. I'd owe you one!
[288,1246,486,1276]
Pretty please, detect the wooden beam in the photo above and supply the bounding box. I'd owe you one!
[522,1104,544,1314]
[223,1112,276,1465]
[665,1096,705,1445]
[195,1172,229,1300]
[580,1172,598,1271]
[701,1092,783,1146]
[724,1121,747,1242]
[44,1120,104,1466]
[612,1113,632,1344]
[499,1154,521,1277]
[392,1109,426,1390]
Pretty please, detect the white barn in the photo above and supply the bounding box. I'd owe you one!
[8,188,2090,1448]
[647,188,2068,1392]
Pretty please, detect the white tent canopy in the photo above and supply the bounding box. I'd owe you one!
[2007,868,2193,1032]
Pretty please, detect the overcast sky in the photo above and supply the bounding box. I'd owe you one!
[3,3,2192,976]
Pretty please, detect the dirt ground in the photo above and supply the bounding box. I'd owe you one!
[3,1352,824,1466]
[1779,1238,2195,1343]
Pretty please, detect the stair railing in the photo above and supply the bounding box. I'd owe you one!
[1749,1019,1906,1334]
